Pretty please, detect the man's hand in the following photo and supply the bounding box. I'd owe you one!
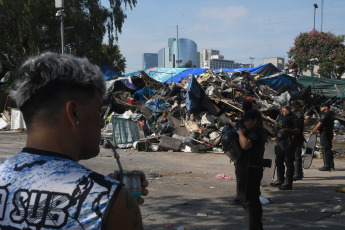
[278,128,287,134]
[271,137,277,141]
[236,128,244,136]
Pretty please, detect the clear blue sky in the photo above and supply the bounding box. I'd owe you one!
[101,0,345,74]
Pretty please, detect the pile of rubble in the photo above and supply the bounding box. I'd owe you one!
[100,69,345,153]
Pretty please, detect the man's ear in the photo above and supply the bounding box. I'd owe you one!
[65,100,79,126]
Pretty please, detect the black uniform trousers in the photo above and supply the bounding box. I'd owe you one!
[235,162,247,201]
[320,131,334,168]
[243,166,263,230]
[275,142,297,185]
[294,143,303,177]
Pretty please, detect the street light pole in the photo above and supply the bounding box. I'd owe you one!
[321,0,324,32]
[249,57,254,68]
[313,3,318,31]
[176,25,180,68]
[55,0,65,54]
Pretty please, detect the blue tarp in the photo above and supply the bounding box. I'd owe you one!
[101,65,123,80]
[133,87,159,102]
[146,68,187,83]
[185,75,204,114]
[165,68,208,84]
[124,63,282,84]
[257,74,297,90]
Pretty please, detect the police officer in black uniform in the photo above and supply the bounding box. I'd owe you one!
[310,102,335,171]
[271,102,300,190]
[231,99,254,205]
[236,109,266,230]
[291,100,305,180]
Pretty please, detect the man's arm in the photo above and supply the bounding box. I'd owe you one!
[311,121,323,135]
[105,187,143,230]
[237,129,253,150]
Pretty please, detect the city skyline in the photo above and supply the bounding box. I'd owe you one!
[101,0,345,74]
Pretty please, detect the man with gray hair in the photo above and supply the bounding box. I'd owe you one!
[0,52,146,229]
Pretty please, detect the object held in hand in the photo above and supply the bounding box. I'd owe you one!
[116,170,143,201]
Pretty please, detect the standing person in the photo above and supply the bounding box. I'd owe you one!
[271,102,300,190]
[236,109,266,230]
[231,99,253,205]
[0,52,147,229]
[291,100,305,180]
[310,101,335,171]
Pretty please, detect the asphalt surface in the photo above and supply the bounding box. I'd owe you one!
[1,132,345,230]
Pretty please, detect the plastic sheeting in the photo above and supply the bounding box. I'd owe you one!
[165,68,208,84]
[133,87,159,102]
[257,74,298,90]
[124,63,281,84]
[101,65,123,80]
[185,75,204,114]
[297,76,345,98]
[10,108,26,130]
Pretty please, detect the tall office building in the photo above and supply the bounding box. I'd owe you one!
[158,48,165,68]
[173,38,198,67]
[142,53,158,69]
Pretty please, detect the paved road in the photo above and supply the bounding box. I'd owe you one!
[1,132,345,229]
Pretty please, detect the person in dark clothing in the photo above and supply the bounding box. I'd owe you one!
[310,102,335,171]
[271,102,300,190]
[231,99,253,205]
[236,109,266,230]
[291,100,305,180]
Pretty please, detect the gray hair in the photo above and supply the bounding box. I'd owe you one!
[11,52,105,125]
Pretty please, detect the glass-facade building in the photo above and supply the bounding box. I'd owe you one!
[173,38,198,67]
[142,53,158,69]
[158,48,165,68]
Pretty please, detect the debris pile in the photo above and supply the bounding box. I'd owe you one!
[99,66,345,154]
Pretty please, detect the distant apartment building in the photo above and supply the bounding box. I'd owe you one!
[142,53,158,69]
[203,55,240,69]
[200,49,220,68]
[263,57,285,70]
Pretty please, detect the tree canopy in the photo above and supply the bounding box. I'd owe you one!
[287,30,345,79]
[181,60,196,68]
[0,0,137,92]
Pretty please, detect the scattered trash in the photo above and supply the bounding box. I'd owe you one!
[196,213,208,217]
[259,196,271,205]
[215,174,232,180]
[335,186,345,193]
[212,210,221,215]
[321,205,342,214]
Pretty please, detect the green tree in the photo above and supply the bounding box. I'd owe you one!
[287,30,345,79]
[0,0,136,92]
[181,60,196,68]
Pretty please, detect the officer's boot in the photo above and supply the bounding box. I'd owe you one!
[293,160,303,181]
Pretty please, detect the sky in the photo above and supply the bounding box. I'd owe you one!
[101,0,345,74]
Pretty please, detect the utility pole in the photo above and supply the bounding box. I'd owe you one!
[55,0,65,54]
[313,3,318,31]
[176,25,180,68]
[321,0,324,32]
[249,57,255,68]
